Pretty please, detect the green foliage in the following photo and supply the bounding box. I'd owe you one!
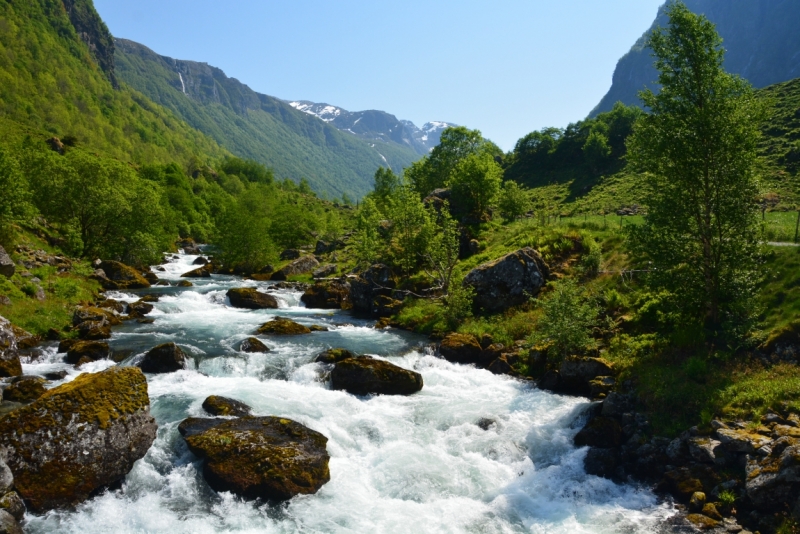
[370,167,401,213]
[219,157,274,184]
[626,1,767,332]
[447,152,503,219]
[497,180,530,222]
[718,490,737,507]
[0,146,30,243]
[530,279,598,360]
[442,282,474,331]
[422,202,461,293]
[386,186,433,275]
[579,235,602,275]
[214,186,275,272]
[352,197,384,267]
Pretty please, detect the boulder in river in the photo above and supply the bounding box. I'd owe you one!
[181,266,211,278]
[0,246,14,278]
[438,333,486,366]
[128,300,154,317]
[76,320,111,340]
[0,510,22,534]
[0,317,21,378]
[0,491,25,521]
[0,366,157,512]
[314,348,356,364]
[138,342,188,373]
[226,288,279,309]
[239,337,269,353]
[64,340,109,364]
[2,376,48,403]
[256,317,311,335]
[300,280,350,309]
[192,257,209,266]
[98,260,151,290]
[73,306,120,326]
[348,264,394,316]
[271,255,319,280]
[462,247,549,312]
[331,356,423,396]
[180,416,330,501]
[202,395,252,417]
[558,357,614,396]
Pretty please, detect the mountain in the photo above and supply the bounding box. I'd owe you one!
[114,39,423,198]
[287,101,455,155]
[592,0,800,116]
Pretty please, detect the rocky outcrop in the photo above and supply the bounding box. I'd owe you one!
[226,288,279,309]
[2,377,48,403]
[64,340,109,365]
[0,367,157,512]
[312,264,337,279]
[537,357,615,397]
[202,395,252,417]
[97,260,151,289]
[348,264,394,316]
[271,256,319,281]
[239,337,269,353]
[138,343,188,373]
[0,317,21,378]
[462,247,549,312]
[256,317,311,336]
[179,416,330,501]
[300,280,351,309]
[314,240,344,255]
[438,333,485,365]
[0,247,14,278]
[331,357,423,396]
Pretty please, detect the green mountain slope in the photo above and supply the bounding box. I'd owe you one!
[114,38,421,198]
[0,0,224,164]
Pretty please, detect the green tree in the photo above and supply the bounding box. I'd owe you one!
[387,186,433,275]
[215,187,275,271]
[0,146,30,243]
[371,166,401,213]
[447,152,503,219]
[422,202,460,293]
[626,1,766,330]
[497,180,530,222]
[531,279,598,360]
[352,197,384,267]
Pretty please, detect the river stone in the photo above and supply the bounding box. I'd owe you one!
[300,280,351,309]
[0,247,14,279]
[584,447,621,479]
[72,306,119,327]
[138,342,188,373]
[0,510,21,534]
[271,255,319,281]
[331,357,423,396]
[0,367,157,512]
[574,417,623,448]
[98,260,151,289]
[76,320,111,340]
[256,318,311,335]
[192,257,209,265]
[348,264,393,315]
[64,341,109,364]
[3,377,48,403]
[0,460,11,495]
[178,417,223,438]
[438,333,485,365]
[0,492,23,522]
[226,288,279,309]
[181,266,211,278]
[178,280,193,287]
[182,416,330,501]
[462,247,549,312]
[128,300,154,317]
[0,317,21,378]
[202,395,252,417]
[314,348,356,364]
[240,337,269,353]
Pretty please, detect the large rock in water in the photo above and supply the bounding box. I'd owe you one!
[462,247,549,312]
[256,317,311,335]
[438,333,485,366]
[331,357,423,396]
[202,395,252,417]
[271,255,319,281]
[226,288,279,309]
[0,246,14,278]
[348,264,394,316]
[0,317,21,378]
[300,280,351,309]
[0,367,157,512]
[138,342,188,373]
[98,260,151,289]
[180,416,330,501]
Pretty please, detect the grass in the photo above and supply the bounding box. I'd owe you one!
[757,245,800,333]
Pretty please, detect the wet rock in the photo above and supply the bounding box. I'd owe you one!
[0,510,22,534]
[462,247,549,313]
[0,247,14,279]
[601,392,634,418]
[271,255,319,280]
[256,317,311,336]
[95,299,125,314]
[180,266,211,278]
[181,416,330,501]
[98,260,151,289]
[348,264,394,316]
[136,318,155,324]
[138,342,188,373]
[574,416,623,448]
[688,438,722,464]
[177,417,222,438]
[239,337,269,353]
[584,448,621,478]
[476,418,496,430]
[309,325,329,332]
[688,491,706,512]
[314,348,356,364]
[192,257,209,265]
[0,367,157,512]
[538,370,561,391]
[438,333,485,365]
[43,370,68,381]
[558,357,614,396]
[202,395,252,417]
[312,264,337,279]
[177,280,193,287]
[487,355,515,375]
[685,513,719,530]
[331,357,423,396]
[226,288,279,309]
[128,300,154,317]
[0,492,24,521]
[0,460,11,495]
[76,320,111,340]
[64,341,109,364]
[300,280,351,309]
[3,377,48,403]
[0,317,21,378]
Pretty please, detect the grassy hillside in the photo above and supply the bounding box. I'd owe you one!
[114,38,420,199]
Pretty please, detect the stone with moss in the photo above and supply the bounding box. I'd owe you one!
[256,317,311,335]
[462,247,549,313]
[181,416,330,501]
[177,280,193,287]
[315,348,355,364]
[64,341,109,365]
[439,333,486,365]
[202,395,252,417]
[574,416,623,448]
[138,343,188,374]
[300,281,351,309]
[239,337,269,353]
[0,492,24,521]
[180,266,211,278]
[0,316,21,378]
[98,260,150,289]
[685,513,719,530]
[128,300,154,317]
[0,366,157,512]
[226,288,279,310]
[76,321,111,340]
[331,357,423,396]
[72,306,120,327]
[3,376,48,403]
[0,509,22,534]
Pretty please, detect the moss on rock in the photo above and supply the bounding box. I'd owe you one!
[256,317,312,335]
[331,357,423,396]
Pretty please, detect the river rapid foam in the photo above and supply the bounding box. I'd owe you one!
[20,252,675,533]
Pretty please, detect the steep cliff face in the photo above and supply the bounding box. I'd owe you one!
[591,0,800,116]
[61,0,117,87]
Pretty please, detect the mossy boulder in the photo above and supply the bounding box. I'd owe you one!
[314,348,356,364]
[331,357,423,396]
[3,377,48,403]
[0,317,21,378]
[438,333,485,365]
[272,255,319,280]
[72,306,120,327]
[180,266,211,278]
[300,280,351,309]
[98,260,151,289]
[177,280,193,287]
[685,514,719,530]
[0,491,24,521]
[256,318,311,336]
[240,337,269,353]
[76,321,111,340]
[64,341,109,365]
[128,300,154,317]
[348,264,394,316]
[180,416,330,501]
[558,357,615,396]
[138,343,188,374]
[226,288,279,310]
[202,395,252,417]
[0,367,157,512]
[462,247,549,312]
[0,510,22,534]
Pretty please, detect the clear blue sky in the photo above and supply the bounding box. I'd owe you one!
[94,0,665,151]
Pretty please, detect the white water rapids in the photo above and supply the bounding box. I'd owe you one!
[19,252,676,533]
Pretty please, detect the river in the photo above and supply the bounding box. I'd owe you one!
[20,252,675,533]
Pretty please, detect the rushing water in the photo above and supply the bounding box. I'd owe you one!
[19,252,675,534]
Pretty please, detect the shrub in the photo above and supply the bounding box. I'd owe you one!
[529,278,598,361]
